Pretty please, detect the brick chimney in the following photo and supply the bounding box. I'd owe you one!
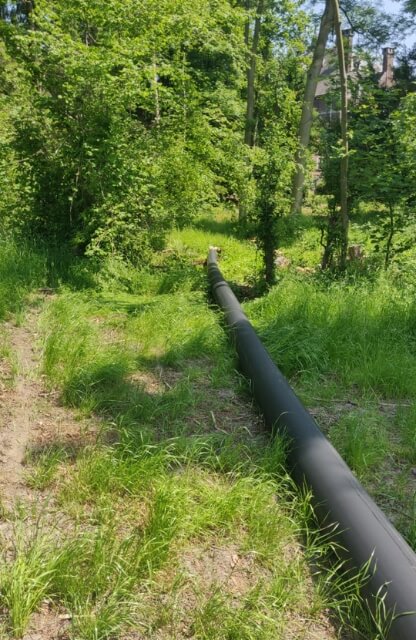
[342,28,354,73]
[382,47,395,88]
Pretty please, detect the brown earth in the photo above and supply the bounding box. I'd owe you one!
[0,302,98,507]
[0,299,99,640]
[0,298,346,640]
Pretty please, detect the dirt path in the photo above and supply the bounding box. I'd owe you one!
[0,298,348,640]
[0,309,40,502]
[0,299,96,507]
[0,299,99,639]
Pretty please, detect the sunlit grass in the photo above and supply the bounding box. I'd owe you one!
[0,241,46,320]
[330,409,390,480]
[244,275,416,398]
[0,526,58,637]
[1,210,415,638]
[3,443,383,639]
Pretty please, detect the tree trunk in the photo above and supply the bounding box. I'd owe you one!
[153,55,161,126]
[244,1,263,147]
[320,206,337,270]
[333,0,349,269]
[239,0,264,223]
[261,202,276,286]
[385,203,395,269]
[291,0,334,215]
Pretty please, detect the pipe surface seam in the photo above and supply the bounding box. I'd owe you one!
[207,248,416,640]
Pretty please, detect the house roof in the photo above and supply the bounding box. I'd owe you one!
[315,48,395,100]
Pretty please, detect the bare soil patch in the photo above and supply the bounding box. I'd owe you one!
[0,299,349,640]
[0,301,98,507]
[22,602,70,640]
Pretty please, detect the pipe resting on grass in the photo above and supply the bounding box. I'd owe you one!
[207,247,416,640]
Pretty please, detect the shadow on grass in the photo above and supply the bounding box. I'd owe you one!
[26,440,86,464]
[193,215,240,238]
[157,266,206,294]
[43,246,98,290]
[59,359,197,439]
[95,295,160,315]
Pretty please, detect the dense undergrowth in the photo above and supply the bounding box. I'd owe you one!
[1,210,415,639]
[0,241,47,320]
[248,276,416,398]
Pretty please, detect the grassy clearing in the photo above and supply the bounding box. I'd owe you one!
[0,215,373,639]
[165,209,416,548]
[1,210,413,638]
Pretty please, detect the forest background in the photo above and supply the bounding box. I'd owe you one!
[1,3,416,639]
[0,0,415,278]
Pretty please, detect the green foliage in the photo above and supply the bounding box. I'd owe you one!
[0,241,46,320]
[254,122,297,284]
[338,0,399,49]
[246,274,416,398]
[0,0,312,268]
[0,0,250,261]
[0,526,57,637]
[394,92,416,196]
[244,3,305,281]
[348,83,412,265]
[330,410,390,479]
[404,0,416,16]
[319,65,416,269]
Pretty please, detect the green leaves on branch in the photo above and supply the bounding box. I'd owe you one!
[0,0,248,262]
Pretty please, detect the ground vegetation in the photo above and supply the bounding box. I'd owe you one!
[1,1,416,637]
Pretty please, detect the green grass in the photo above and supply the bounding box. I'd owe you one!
[40,289,234,432]
[0,331,16,389]
[0,241,47,320]
[3,448,383,639]
[245,275,416,398]
[10,214,372,638]
[0,525,58,637]
[2,210,415,638]
[396,404,416,464]
[330,409,390,480]
[24,446,70,491]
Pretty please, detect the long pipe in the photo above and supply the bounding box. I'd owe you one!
[207,248,416,639]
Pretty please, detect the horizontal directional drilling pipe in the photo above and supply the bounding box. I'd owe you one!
[207,247,416,640]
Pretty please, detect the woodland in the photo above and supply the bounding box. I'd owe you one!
[0,0,415,277]
[1,1,416,639]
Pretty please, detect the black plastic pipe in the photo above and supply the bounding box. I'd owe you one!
[207,248,416,639]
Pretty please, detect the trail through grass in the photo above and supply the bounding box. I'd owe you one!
[0,211,414,639]
[0,241,47,321]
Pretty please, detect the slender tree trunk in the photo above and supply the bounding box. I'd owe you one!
[153,55,161,126]
[239,0,264,223]
[244,0,263,147]
[264,229,275,285]
[260,201,277,286]
[385,203,395,268]
[291,0,334,215]
[333,0,349,269]
[321,207,337,270]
